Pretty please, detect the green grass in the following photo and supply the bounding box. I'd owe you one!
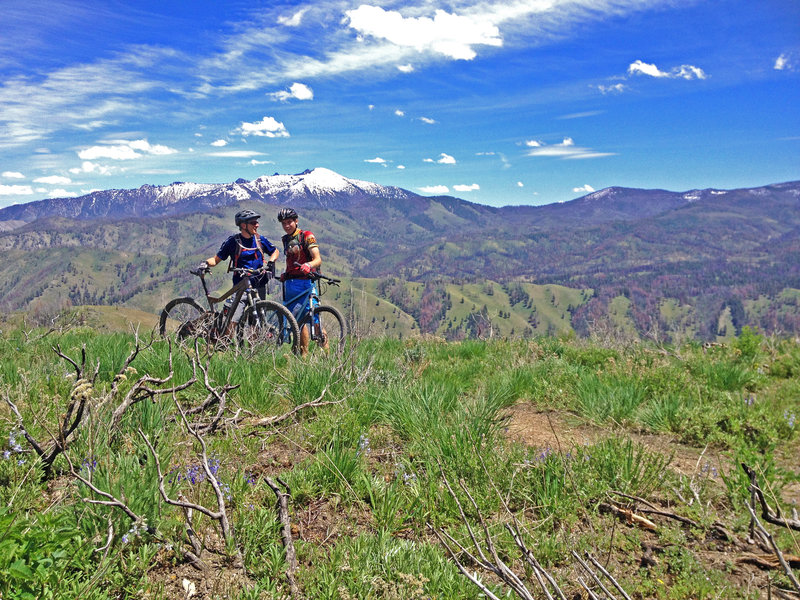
[0,319,798,599]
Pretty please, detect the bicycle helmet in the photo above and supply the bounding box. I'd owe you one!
[277,207,298,221]
[235,209,260,226]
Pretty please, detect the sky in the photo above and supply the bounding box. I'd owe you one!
[0,0,798,209]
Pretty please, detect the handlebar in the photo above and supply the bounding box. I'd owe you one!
[293,261,340,285]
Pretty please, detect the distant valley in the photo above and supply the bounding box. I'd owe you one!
[0,168,798,341]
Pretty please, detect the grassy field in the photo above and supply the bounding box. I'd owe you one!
[0,316,798,599]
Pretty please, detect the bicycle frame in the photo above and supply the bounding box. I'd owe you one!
[197,268,268,336]
[282,281,320,338]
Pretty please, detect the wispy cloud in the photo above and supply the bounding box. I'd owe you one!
[453,183,479,192]
[525,137,614,160]
[211,139,228,147]
[596,83,626,94]
[2,171,25,179]
[208,150,266,158]
[573,184,595,193]
[419,116,437,124]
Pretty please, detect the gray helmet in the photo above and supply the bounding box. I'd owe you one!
[235,209,260,226]
[277,207,298,221]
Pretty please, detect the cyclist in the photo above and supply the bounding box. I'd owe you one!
[200,209,280,336]
[277,207,324,353]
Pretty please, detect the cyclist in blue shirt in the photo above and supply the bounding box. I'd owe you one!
[200,209,279,335]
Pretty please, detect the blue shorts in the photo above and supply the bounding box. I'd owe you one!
[283,278,318,323]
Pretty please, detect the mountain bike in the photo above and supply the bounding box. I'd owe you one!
[283,270,346,354]
[159,266,299,353]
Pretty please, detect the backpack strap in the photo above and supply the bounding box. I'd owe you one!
[229,234,264,271]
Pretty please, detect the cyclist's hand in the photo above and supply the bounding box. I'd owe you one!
[298,263,312,275]
[191,261,209,275]
[266,260,275,275]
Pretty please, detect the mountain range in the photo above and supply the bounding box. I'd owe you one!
[1,168,798,341]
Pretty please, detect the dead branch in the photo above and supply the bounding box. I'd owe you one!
[743,464,800,532]
[6,347,97,478]
[140,392,242,566]
[598,502,657,531]
[265,476,301,600]
[745,501,800,593]
[109,341,197,431]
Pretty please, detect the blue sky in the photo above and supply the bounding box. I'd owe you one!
[1,0,798,209]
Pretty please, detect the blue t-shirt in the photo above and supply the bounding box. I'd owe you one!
[216,234,277,285]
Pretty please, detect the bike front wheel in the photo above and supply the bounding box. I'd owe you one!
[239,300,300,354]
[159,297,211,340]
[301,305,346,354]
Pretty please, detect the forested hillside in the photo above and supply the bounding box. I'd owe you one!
[0,175,797,341]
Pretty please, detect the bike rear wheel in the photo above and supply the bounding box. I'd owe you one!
[159,297,211,340]
[300,305,346,354]
[239,300,300,354]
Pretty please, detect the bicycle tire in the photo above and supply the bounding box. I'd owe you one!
[239,300,300,354]
[159,297,211,339]
[300,305,346,354]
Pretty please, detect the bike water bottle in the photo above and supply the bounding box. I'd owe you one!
[223,297,235,316]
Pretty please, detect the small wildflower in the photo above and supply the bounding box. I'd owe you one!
[745,394,756,407]
[3,450,10,460]
[785,410,796,429]
[357,434,371,456]
[122,534,130,544]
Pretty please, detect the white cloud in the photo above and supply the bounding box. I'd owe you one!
[70,161,113,175]
[34,175,72,185]
[418,185,449,194]
[249,159,274,165]
[2,171,25,179]
[774,53,795,71]
[419,116,436,124]
[525,137,614,160]
[0,184,33,195]
[396,165,406,169]
[573,184,595,193]
[78,139,178,160]
[365,157,387,164]
[211,139,228,147]
[397,64,414,73]
[238,116,290,137]
[79,144,141,160]
[345,5,502,61]
[394,109,405,117]
[426,152,456,164]
[453,183,480,192]
[208,150,266,157]
[128,139,177,155]
[517,181,524,187]
[268,82,314,101]
[628,60,707,80]
[48,188,77,198]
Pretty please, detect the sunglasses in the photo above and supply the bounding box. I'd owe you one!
[246,220,259,225]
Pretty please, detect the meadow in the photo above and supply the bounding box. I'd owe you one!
[1,316,798,599]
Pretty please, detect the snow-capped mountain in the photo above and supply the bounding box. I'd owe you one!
[0,168,420,224]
